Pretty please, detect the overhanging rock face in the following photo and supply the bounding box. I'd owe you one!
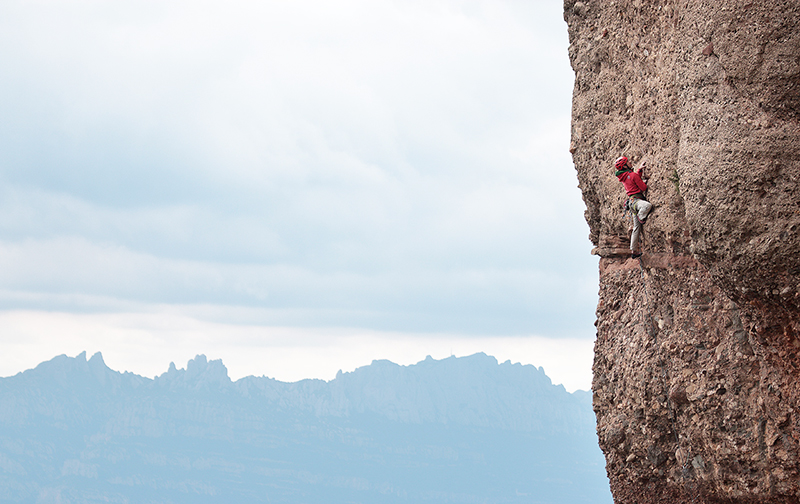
[564,1,800,502]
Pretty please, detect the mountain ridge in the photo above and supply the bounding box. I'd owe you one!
[0,351,609,503]
[4,351,592,434]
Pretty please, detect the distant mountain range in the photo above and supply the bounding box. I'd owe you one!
[0,352,611,503]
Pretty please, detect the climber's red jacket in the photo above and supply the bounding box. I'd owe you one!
[617,169,647,197]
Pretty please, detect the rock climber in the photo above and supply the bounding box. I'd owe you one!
[615,156,652,259]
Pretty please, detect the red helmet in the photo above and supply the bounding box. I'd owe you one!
[614,156,628,170]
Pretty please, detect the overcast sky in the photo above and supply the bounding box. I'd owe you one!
[0,0,598,391]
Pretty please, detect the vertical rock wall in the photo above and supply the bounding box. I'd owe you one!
[564,1,800,502]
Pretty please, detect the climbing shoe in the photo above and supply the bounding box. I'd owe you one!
[631,251,642,259]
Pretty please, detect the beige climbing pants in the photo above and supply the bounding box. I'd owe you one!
[630,198,653,251]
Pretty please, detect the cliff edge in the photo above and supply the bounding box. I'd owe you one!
[564,1,800,502]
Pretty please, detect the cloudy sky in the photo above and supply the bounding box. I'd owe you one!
[0,0,597,391]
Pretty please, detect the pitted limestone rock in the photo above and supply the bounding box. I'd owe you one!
[565,0,800,502]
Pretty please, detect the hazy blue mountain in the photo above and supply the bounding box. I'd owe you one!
[0,352,611,503]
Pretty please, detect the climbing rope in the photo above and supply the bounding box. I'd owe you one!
[632,218,699,503]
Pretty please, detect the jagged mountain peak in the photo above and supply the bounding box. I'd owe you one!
[88,351,104,365]
[23,351,116,384]
[155,353,231,390]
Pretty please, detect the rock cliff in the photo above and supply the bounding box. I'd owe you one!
[564,0,800,502]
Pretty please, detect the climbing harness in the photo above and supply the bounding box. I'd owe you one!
[622,198,633,219]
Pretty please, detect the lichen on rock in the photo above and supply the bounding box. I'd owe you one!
[564,0,800,502]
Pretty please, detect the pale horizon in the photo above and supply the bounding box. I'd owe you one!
[1,309,594,392]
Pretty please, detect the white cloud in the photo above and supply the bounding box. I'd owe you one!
[0,1,596,344]
[0,234,597,335]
